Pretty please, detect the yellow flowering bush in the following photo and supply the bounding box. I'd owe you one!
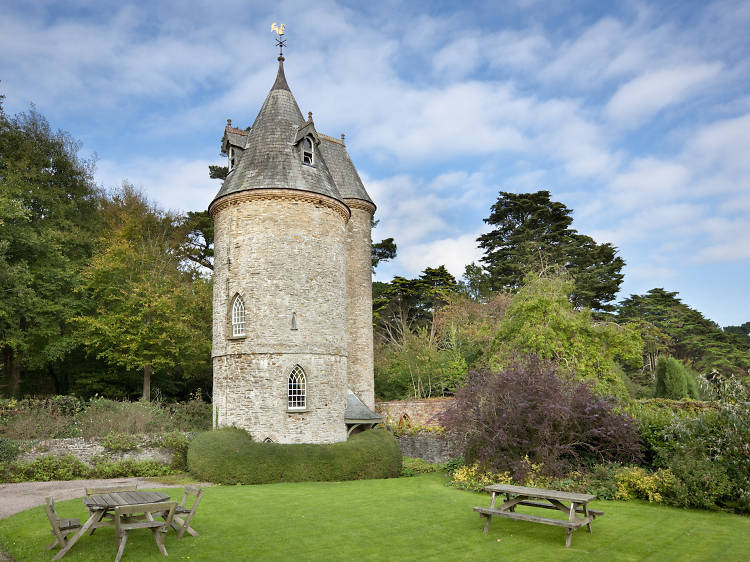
[615,466,675,502]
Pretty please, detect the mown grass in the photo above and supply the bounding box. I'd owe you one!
[1,474,749,561]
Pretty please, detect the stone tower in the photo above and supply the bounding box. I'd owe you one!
[208,54,380,444]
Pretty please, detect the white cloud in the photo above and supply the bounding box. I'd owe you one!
[605,63,722,126]
[397,231,484,279]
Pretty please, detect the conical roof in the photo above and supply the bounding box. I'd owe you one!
[318,136,374,206]
[210,58,343,208]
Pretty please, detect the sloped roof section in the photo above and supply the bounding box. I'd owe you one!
[211,58,343,207]
[318,135,374,207]
[345,389,382,423]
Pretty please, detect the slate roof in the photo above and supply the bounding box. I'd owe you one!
[318,135,374,206]
[210,57,374,211]
[211,58,343,207]
[344,389,382,423]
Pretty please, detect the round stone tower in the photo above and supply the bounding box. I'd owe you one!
[209,55,379,444]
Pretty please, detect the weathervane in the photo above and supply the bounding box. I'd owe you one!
[271,22,286,59]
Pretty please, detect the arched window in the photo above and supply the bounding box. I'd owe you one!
[288,365,306,410]
[231,295,246,337]
[302,137,313,165]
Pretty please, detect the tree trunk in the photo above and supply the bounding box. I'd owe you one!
[142,363,152,402]
[4,348,22,397]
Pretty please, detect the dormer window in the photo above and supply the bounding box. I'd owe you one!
[229,147,236,171]
[302,137,313,165]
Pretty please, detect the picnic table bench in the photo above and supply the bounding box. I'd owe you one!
[474,484,604,547]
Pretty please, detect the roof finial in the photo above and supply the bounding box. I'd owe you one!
[340,133,345,145]
[227,118,232,127]
[271,22,286,61]
[308,111,313,122]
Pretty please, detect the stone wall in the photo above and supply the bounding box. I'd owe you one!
[18,437,173,465]
[344,203,376,410]
[376,398,453,427]
[212,195,349,444]
[395,433,455,464]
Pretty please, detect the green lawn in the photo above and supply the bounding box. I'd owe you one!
[2,474,749,561]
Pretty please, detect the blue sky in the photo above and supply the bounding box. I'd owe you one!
[1,0,749,326]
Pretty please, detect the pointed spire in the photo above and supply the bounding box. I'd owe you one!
[272,55,290,92]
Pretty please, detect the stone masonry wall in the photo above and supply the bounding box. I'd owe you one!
[212,195,349,444]
[19,437,173,465]
[376,398,453,427]
[344,204,375,410]
[396,434,455,464]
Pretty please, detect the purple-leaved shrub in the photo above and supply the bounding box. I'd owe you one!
[440,355,641,479]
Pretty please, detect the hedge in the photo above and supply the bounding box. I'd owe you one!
[187,427,402,484]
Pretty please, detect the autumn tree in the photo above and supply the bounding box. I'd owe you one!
[72,186,211,401]
[470,191,625,311]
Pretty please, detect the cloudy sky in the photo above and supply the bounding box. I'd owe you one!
[2,0,749,326]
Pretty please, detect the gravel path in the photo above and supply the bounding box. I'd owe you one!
[0,477,208,520]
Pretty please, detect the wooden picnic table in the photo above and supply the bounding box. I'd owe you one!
[474,484,603,547]
[52,490,170,560]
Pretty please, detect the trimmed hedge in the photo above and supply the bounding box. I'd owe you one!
[187,427,402,484]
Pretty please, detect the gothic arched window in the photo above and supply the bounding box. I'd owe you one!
[231,294,246,337]
[302,137,313,165]
[288,365,306,410]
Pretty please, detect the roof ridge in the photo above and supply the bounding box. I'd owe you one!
[318,132,345,146]
[225,126,249,136]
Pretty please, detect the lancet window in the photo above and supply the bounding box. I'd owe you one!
[288,365,306,410]
[231,294,246,337]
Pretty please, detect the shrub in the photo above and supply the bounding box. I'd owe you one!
[166,396,212,432]
[187,427,402,484]
[101,432,141,452]
[76,397,167,438]
[440,355,642,480]
[615,466,675,503]
[400,456,462,477]
[158,431,190,471]
[0,437,19,463]
[0,454,177,483]
[655,357,699,399]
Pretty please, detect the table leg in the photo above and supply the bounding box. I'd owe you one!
[583,503,592,533]
[564,502,576,547]
[483,492,497,534]
[52,510,105,561]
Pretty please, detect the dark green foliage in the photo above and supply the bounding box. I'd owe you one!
[208,164,228,179]
[472,190,625,311]
[655,357,699,399]
[100,432,140,452]
[618,289,750,380]
[158,430,190,471]
[372,237,397,270]
[0,106,102,396]
[400,456,463,477]
[175,210,214,271]
[0,437,19,462]
[0,454,177,482]
[188,427,402,484]
[440,356,641,480]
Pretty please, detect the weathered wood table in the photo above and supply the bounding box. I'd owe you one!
[52,490,170,560]
[474,484,603,547]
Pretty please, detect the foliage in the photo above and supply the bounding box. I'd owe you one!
[654,356,699,399]
[100,432,141,452]
[371,237,397,271]
[0,437,19,463]
[188,427,402,484]
[470,190,625,311]
[158,430,191,471]
[174,210,214,271]
[0,106,102,396]
[617,288,750,381]
[75,396,167,438]
[440,355,642,480]
[0,453,177,483]
[615,466,676,503]
[491,273,642,397]
[208,164,228,180]
[71,185,212,400]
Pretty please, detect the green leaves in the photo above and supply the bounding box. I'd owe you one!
[472,190,625,311]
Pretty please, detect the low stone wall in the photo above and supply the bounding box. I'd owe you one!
[395,433,454,464]
[18,437,173,465]
[376,398,453,427]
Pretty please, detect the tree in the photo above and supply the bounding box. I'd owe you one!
[491,272,642,398]
[72,186,211,401]
[471,190,625,311]
[617,289,750,380]
[0,106,101,396]
[370,218,397,272]
[175,210,214,271]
